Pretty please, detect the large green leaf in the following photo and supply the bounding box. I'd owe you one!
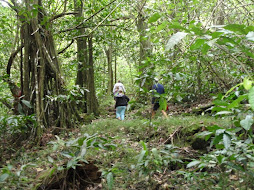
[211,32,223,39]
[197,131,213,141]
[190,26,203,36]
[21,99,33,108]
[0,173,9,182]
[215,111,233,116]
[138,150,147,163]
[246,26,254,32]
[246,31,254,41]
[165,32,188,50]
[80,146,87,157]
[201,43,210,54]
[243,78,253,90]
[227,94,248,109]
[106,172,114,190]
[249,87,254,111]
[243,49,254,59]
[156,21,168,32]
[224,24,247,35]
[190,39,206,50]
[187,160,200,168]
[168,22,187,30]
[206,125,222,131]
[213,99,228,106]
[159,97,167,110]
[223,133,231,149]
[240,115,253,131]
[148,13,161,23]
[212,134,223,145]
[218,36,237,46]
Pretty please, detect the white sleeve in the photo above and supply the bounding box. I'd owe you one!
[122,85,126,93]
[113,84,117,93]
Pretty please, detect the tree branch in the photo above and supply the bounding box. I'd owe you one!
[74,0,124,39]
[56,0,121,53]
[108,16,132,22]
[7,45,24,77]
[122,0,146,31]
[57,39,74,54]
[49,12,79,22]
[76,24,117,29]
[58,0,118,33]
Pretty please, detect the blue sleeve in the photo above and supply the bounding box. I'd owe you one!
[152,84,157,94]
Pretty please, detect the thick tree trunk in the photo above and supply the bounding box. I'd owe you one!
[7,0,79,140]
[137,1,153,97]
[75,0,87,113]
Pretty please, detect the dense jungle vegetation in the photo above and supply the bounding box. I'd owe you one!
[1,0,254,189]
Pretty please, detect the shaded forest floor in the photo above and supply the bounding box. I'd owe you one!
[0,97,246,190]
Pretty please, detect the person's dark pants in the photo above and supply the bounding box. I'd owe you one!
[153,102,160,111]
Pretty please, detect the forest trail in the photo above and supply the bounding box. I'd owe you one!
[104,97,213,120]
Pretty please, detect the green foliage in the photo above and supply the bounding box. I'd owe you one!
[148,13,161,23]
[106,172,114,190]
[101,167,123,190]
[49,133,116,170]
[0,165,13,183]
[186,79,254,188]
[0,163,36,189]
[155,18,254,102]
[248,87,254,111]
[165,32,188,50]
[134,142,182,178]
[0,114,36,135]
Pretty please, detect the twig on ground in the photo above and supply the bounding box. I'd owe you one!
[163,126,183,145]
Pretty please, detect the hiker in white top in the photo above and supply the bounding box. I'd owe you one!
[113,80,126,96]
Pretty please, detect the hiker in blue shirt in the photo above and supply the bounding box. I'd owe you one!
[151,78,168,118]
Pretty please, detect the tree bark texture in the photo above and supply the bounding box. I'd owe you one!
[105,46,113,95]
[75,0,87,113]
[137,0,153,95]
[7,0,79,139]
[87,35,99,115]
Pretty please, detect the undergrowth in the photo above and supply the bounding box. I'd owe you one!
[0,113,232,189]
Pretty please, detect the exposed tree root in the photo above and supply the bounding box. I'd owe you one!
[37,161,101,190]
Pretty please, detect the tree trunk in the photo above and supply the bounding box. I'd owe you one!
[105,46,113,95]
[87,35,99,116]
[213,0,224,26]
[137,1,153,96]
[115,51,117,84]
[8,0,79,140]
[75,0,87,113]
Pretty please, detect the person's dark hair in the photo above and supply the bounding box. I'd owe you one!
[118,80,121,83]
